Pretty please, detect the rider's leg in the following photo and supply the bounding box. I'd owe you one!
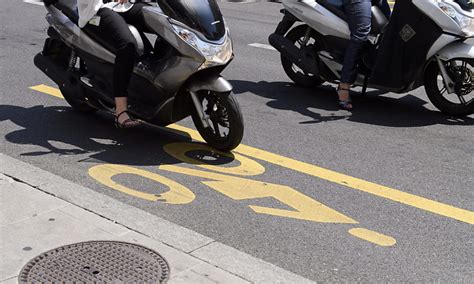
[119,3,154,54]
[120,3,151,32]
[338,0,372,110]
[85,8,140,127]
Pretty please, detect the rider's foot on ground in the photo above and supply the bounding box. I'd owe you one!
[337,86,353,111]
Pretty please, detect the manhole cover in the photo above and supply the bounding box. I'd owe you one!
[19,241,170,283]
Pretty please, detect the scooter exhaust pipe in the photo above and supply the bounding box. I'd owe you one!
[268,33,318,74]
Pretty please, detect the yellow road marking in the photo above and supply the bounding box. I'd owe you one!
[163,141,397,245]
[30,84,64,98]
[163,142,265,176]
[168,124,474,225]
[349,228,397,247]
[89,164,195,204]
[32,85,474,225]
[160,164,357,223]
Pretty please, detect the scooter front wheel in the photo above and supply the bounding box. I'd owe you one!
[191,91,244,152]
[425,58,474,116]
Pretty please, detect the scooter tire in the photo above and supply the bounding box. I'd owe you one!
[425,58,474,117]
[192,91,244,152]
[281,25,325,88]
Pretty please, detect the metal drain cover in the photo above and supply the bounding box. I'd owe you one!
[19,241,170,283]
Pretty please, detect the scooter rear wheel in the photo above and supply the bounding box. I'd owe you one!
[281,25,325,88]
[191,91,244,152]
[425,58,474,116]
[48,41,97,114]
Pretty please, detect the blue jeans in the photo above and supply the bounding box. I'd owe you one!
[340,0,372,84]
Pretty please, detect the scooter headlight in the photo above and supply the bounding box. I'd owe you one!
[171,24,233,69]
[437,1,473,32]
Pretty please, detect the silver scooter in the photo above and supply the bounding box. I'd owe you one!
[35,0,243,151]
[269,0,474,116]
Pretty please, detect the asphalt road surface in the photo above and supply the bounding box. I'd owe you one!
[1,0,473,282]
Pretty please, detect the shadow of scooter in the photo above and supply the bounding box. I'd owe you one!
[230,80,474,127]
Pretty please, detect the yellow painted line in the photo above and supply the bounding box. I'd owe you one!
[89,164,195,204]
[30,84,64,98]
[169,124,474,225]
[33,85,474,225]
[349,228,396,247]
[160,164,357,224]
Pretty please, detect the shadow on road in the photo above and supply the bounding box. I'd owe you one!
[0,104,235,167]
[231,80,474,127]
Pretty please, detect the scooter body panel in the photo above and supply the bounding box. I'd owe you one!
[426,34,459,60]
[46,5,115,63]
[436,40,474,61]
[413,0,468,36]
[142,7,206,61]
[282,0,350,39]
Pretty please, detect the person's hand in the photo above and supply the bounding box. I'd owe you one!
[116,0,128,4]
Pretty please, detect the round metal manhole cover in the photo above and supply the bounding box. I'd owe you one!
[19,241,170,283]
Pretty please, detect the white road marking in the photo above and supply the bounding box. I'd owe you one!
[23,0,44,6]
[248,43,276,51]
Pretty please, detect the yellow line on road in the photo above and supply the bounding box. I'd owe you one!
[171,125,474,226]
[349,228,397,247]
[238,145,474,225]
[32,85,474,225]
[30,84,63,98]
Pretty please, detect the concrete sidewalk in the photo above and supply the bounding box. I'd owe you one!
[0,154,313,283]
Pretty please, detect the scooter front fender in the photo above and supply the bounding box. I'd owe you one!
[187,76,233,93]
[436,41,474,61]
[185,75,233,129]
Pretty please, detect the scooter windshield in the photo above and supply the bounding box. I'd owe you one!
[157,0,225,41]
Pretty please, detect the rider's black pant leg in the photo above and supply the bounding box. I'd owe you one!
[85,8,138,98]
[121,3,154,52]
[121,3,151,33]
